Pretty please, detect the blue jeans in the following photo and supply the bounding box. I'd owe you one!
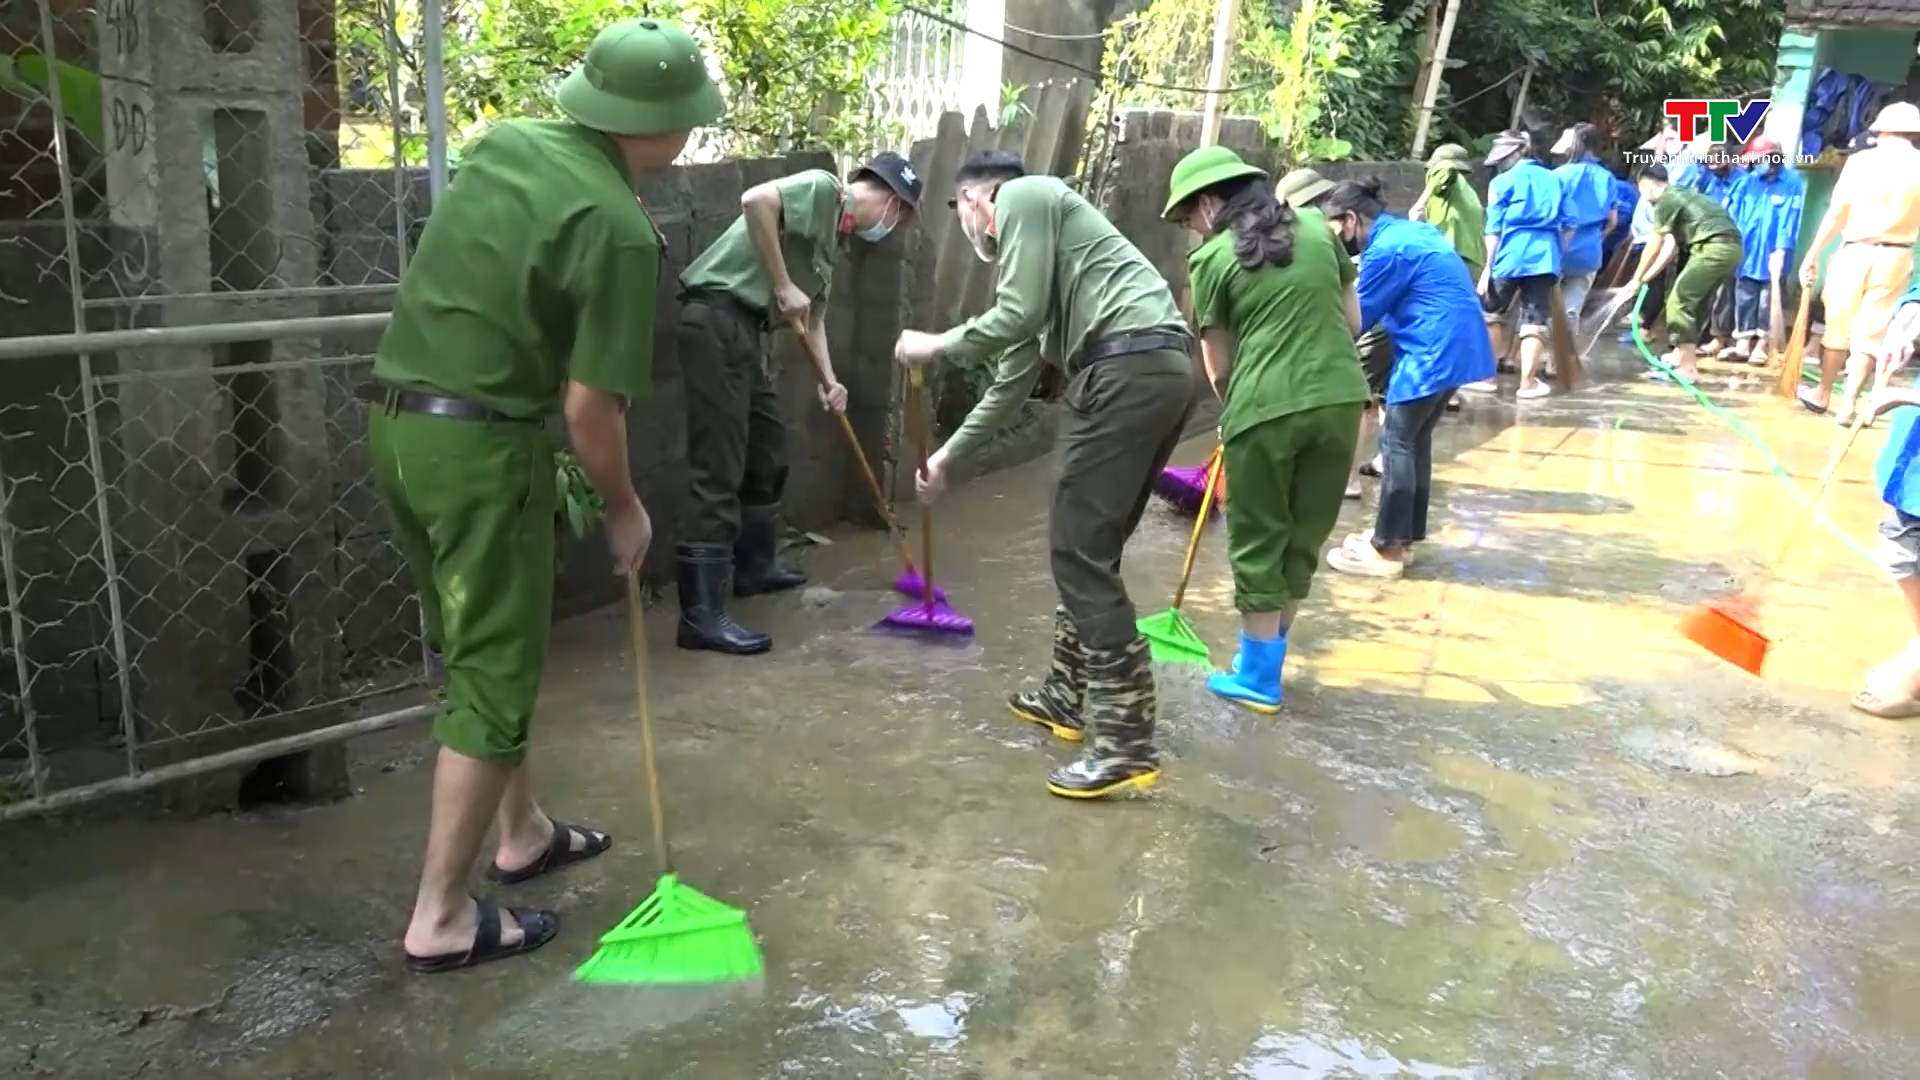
[1373,389,1453,549]
[1733,276,1770,338]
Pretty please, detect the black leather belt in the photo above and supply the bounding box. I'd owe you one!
[681,287,772,330]
[1076,328,1192,370]
[354,382,537,423]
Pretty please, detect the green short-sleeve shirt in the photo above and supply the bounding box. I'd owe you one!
[1188,208,1369,440]
[1651,186,1741,249]
[679,169,850,314]
[372,120,660,418]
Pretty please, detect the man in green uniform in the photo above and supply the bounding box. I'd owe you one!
[675,153,923,654]
[894,151,1197,800]
[1628,162,1743,383]
[364,18,722,973]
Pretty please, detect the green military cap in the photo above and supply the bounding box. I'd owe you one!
[1429,143,1469,165]
[1161,145,1267,221]
[557,18,725,137]
[1274,167,1333,209]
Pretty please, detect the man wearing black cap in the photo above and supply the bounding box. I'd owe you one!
[674,153,922,655]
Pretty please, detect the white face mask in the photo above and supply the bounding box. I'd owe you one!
[857,199,899,243]
[1195,196,1221,234]
[958,190,995,262]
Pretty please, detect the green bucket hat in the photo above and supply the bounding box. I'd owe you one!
[1274,167,1334,209]
[1162,145,1267,221]
[557,18,725,137]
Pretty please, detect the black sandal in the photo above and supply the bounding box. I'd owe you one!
[486,818,612,884]
[405,897,558,974]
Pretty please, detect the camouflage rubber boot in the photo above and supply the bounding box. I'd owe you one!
[1047,635,1160,799]
[1007,606,1085,742]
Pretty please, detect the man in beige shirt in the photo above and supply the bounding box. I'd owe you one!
[1798,102,1920,425]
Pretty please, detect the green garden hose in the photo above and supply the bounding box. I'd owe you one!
[1625,285,1878,569]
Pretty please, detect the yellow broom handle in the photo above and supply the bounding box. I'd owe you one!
[627,572,671,874]
[1171,446,1224,611]
[791,320,921,576]
[1768,411,1871,571]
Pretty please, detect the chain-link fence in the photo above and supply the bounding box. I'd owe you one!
[0,0,446,816]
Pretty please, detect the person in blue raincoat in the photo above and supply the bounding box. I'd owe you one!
[1602,171,1639,273]
[1549,122,1618,338]
[1721,135,1804,366]
[1318,176,1496,580]
[1853,287,1920,718]
[1463,129,1563,401]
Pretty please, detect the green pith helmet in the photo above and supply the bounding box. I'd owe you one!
[557,18,725,136]
[1274,167,1334,209]
[1162,145,1267,221]
[1429,143,1469,165]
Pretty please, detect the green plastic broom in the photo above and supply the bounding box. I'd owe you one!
[1137,446,1220,667]
[574,574,764,986]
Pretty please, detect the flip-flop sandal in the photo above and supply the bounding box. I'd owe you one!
[1327,545,1405,579]
[1358,459,1382,478]
[486,819,612,884]
[1641,369,1675,383]
[1850,688,1920,719]
[1797,391,1829,415]
[406,897,558,974]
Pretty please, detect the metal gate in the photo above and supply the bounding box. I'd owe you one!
[0,0,446,818]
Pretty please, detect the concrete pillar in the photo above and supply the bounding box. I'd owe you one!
[93,0,338,766]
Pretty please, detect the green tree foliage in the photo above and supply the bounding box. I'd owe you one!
[1435,0,1781,148]
[1104,0,1781,162]
[334,0,902,165]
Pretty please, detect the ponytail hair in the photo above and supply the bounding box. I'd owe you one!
[1321,174,1388,222]
[1203,175,1297,271]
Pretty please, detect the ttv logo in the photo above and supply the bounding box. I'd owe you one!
[1664,99,1771,144]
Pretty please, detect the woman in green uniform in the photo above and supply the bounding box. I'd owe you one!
[1161,146,1369,713]
[1410,143,1487,280]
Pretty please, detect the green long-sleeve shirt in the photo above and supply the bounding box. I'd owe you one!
[1421,160,1487,279]
[937,175,1182,461]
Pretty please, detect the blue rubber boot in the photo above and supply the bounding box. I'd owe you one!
[1207,631,1285,714]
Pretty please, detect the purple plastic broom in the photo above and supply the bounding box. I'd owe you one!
[793,320,945,604]
[1154,461,1225,518]
[880,366,973,636]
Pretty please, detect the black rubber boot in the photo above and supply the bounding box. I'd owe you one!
[1047,635,1160,799]
[676,543,772,655]
[1007,605,1085,742]
[733,504,807,597]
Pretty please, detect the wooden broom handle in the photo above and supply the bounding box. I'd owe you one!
[908,366,934,613]
[1171,447,1223,611]
[626,572,671,874]
[790,320,922,577]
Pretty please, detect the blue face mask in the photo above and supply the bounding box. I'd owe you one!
[857,200,899,243]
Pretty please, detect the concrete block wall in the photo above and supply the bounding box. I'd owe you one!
[314,151,910,622]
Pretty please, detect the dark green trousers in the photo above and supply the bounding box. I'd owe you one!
[678,296,789,544]
[1225,403,1363,610]
[1052,348,1197,650]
